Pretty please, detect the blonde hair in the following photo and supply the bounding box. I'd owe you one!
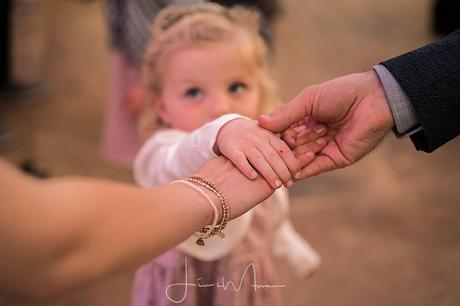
[139,3,278,138]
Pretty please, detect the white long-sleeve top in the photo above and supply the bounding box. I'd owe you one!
[133,114,320,276]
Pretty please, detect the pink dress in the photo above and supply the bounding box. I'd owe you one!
[132,201,282,306]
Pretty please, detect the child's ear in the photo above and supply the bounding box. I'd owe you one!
[153,96,172,126]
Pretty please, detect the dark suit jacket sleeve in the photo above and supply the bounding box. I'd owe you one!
[381,29,460,153]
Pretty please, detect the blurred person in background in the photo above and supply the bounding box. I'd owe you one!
[102,0,201,167]
[0,0,43,163]
[213,0,280,48]
[129,4,320,306]
[0,0,43,95]
[101,0,280,167]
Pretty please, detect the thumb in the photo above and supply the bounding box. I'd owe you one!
[258,87,315,132]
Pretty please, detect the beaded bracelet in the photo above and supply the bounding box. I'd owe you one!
[186,175,230,245]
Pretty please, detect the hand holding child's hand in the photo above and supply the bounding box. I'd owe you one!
[216,119,300,189]
[281,122,330,168]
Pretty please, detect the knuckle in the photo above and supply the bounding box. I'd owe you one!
[268,152,280,164]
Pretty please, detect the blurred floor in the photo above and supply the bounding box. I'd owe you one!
[0,0,459,306]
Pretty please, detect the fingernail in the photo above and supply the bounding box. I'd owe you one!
[286,180,294,188]
[294,172,302,179]
[313,125,324,133]
[305,151,315,157]
[316,138,326,145]
[274,180,282,188]
[294,125,307,133]
[251,171,258,179]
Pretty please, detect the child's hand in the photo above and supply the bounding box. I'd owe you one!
[216,119,300,189]
[281,122,330,168]
[281,118,321,147]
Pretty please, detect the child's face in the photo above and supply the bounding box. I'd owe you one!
[155,42,261,131]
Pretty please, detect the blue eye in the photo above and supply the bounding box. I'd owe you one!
[229,82,247,94]
[185,87,202,99]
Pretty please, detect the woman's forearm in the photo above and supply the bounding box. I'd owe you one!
[0,162,211,299]
[0,156,274,300]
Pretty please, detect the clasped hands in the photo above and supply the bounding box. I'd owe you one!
[217,71,396,189]
[216,118,328,189]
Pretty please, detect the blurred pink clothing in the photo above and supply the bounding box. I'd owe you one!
[131,201,283,306]
[102,51,143,167]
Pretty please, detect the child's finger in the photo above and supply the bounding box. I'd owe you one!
[294,137,328,156]
[297,151,316,168]
[270,137,301,181]
[294,124,327,146]
[281,128,297,148]
[226,150,258,180]
[256,142,293,188]
[246,148,283,189]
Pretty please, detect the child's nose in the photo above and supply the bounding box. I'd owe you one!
[211,95,231,117]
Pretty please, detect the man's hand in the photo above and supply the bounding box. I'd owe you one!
[259,71,395,178]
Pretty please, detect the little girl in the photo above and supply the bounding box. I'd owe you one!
[132,4,327,306]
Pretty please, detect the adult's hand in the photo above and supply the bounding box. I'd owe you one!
[259,71,395,178]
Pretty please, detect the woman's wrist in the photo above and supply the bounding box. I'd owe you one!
[190,182,223,225]
[173,181,222,226]
[171,176,230,246]
[200,186,223,224]
[185,176,230,245]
